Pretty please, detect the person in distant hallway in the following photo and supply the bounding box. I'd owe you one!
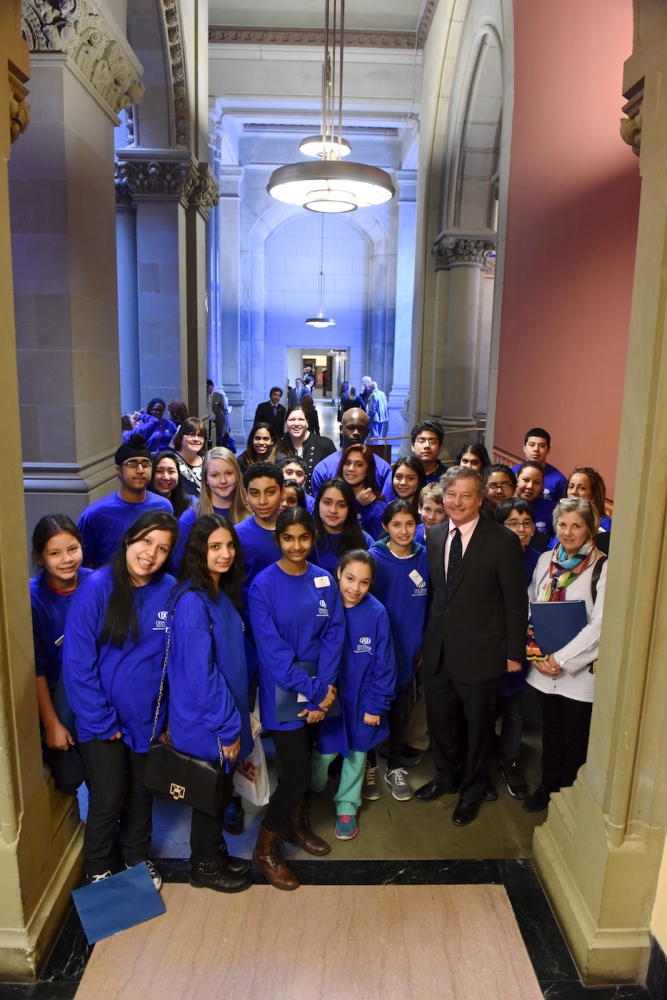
[341,385,365,414]
[171,417,207,498]
[63,511,178,887]
[142,398,177,452]
[78,434,173,569]
[389,455,427,508]
[314,477,373,575]
[492,497,541,800]
[276,406,336,492]
[367,381,388,439]
[337,381,350,425]
[300,392,320,435]
[483,464,517,515]
[287,377,310,409]
[513,428,567,503]
[207,380,230,448]
[311,408,393,500]
[524,498,607,813]
[254,387,286,438]
[169,515,253,894]
[515,461,556,539]
[360,376,373,407]
[167,399,188,427]
[312,550,397,841]
[456,441,491,473]
[411,421,446,483]
[171,448,250,572]
[31,515,91,794]
[276,455,315,513]
[338,444,387,540]
[249,508,345,890]
[236,422,278,476]
[414,466,527,826]
[148,450,192,519]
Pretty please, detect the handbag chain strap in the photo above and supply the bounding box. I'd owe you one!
[151,591,225,767]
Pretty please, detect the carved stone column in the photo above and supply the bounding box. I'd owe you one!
[212,164,245,443]
[11,0,144,536]
[388,169,417,453]
[431,231,496,457]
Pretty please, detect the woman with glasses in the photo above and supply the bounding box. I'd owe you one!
[171,417,207,498]
[78,435,173,569]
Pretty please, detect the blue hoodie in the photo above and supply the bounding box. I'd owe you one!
[318,593,397,755]
[370,538,430,690]
[31,569,93,694]
[249,562,345,731]
[167,587,252,762]
[63,567,176,751]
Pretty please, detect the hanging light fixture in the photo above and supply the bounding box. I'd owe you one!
[268,0,395,213]
[306,216,335,328]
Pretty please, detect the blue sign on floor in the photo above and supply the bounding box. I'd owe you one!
[72,864,165,944]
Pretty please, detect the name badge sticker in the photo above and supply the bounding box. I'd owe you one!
[297,693,308,703]
[54,635,64,647]
[409,570,425,587]
[314,576,331,588]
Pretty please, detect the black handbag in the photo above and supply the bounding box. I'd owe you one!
[143,598,228,817]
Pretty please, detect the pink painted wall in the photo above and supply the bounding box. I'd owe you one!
[493,0,640,498]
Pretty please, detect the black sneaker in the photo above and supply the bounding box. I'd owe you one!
[523,784,551,813]
[501,761,529,800]
[400,745,426,767]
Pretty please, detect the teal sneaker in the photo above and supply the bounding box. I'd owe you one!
[335,815,358,840]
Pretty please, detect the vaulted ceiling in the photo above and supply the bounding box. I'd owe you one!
[208,0,432,36]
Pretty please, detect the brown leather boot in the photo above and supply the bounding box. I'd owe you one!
[284,796,331,856]
[252,824,299,890]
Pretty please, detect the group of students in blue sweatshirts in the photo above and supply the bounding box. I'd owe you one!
[30,419,611,895]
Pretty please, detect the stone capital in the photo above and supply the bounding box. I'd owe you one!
[114,152,219,218]
[21,0,144,116]
[432,232,497,270]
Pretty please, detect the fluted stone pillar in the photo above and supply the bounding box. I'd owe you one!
[115,186,141,413]
[215,165,245,443]
[431,232,496,458]
[388,169,416,452]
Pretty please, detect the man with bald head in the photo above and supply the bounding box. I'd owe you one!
[310,407,393,499]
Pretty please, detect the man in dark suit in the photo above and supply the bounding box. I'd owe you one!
[287,378,311,409]
[254,387,286,437]
[415,466,528,826]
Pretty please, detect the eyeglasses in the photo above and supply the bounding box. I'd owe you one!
[123,460,152,471]
[487,483,514,492]
[414,436,439,445]
[185,433,205,441]
[504,519,535,529]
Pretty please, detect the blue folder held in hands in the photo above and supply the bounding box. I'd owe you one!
[275,660,341,724]
[530,600,588,655]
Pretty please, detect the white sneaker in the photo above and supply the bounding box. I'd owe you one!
[88,870,112,885]
[127,860,162,891]
[361,761,381,801]
[384,767,413,801]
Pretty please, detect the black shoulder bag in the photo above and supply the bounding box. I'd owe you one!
[143,593,230,817]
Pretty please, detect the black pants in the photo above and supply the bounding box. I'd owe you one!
[387,682,415,770]
[79,738,152,876]
[424,663,502,804]
[538,692,593,792]
[190,769,236,864]
[264,725,319,832]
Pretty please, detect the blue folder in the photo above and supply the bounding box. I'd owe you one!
[275,660,341,724]
[72,863,165,944]
[530,600,588,655]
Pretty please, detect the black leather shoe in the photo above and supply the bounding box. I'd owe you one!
[189,855,251,893]
[452,800,479,826]
[522,784,551,813]
[220,838,251,876]
[223,795,245,835]
[414,777,460,801]
[481,781,498,802]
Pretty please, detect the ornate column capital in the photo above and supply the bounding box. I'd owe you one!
[114,152,219,218]
[432,232,497,270]
[620,85,643,157]
[21,0,144,116]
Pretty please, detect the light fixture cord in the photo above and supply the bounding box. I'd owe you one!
[319,214,325,317]
[331,0,336,157]
[338,0,344,152]
[323,0,330,159]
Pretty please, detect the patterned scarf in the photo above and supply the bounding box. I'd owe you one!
[526,538,599,660]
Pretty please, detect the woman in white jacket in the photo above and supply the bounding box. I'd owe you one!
[524,497,607,813]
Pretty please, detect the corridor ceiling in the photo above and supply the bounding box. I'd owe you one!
[208,0,429,33]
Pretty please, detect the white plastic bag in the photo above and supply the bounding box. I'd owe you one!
[233,734,270,806]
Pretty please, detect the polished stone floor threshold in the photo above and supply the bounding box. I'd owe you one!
[0,860,650,1000]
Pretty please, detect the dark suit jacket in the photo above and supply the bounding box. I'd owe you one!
[254,401,286,437]
[423,517,528,684]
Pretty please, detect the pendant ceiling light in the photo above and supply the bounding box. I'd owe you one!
[306,216,335,328]
[268,0,395,214]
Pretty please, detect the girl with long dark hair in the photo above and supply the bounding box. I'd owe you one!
[337,444,387,539]
[249,507,345,890]
[31,514,92,794]
[455,441,491,473]
[149,450,192,519]
[167,515,252,893]
[389,455,427,507]
[236,422,278,476]
[313,477,372,575]
[63,511,178,887]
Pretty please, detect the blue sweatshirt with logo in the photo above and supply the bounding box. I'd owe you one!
[167,586,252,762]
[62,567,176,751]
[370,538,430,690]
[31,569,93,694]
[78,492,173,569]
[319,593,397,755]
[248,562,345,732]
